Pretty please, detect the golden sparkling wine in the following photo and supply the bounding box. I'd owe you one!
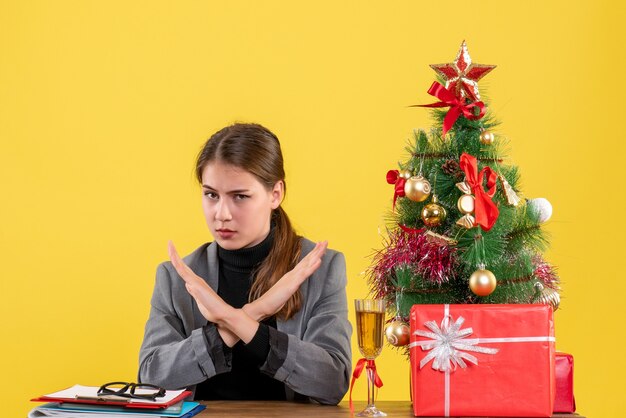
[356,310,385,359]
[353,299,386,417]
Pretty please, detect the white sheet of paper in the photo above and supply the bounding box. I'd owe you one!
[43,384,186,405]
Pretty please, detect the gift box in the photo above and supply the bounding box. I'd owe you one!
[554,352,576,413]
[410,304,555,417]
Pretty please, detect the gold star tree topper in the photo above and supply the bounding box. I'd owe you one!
[430,41,496,101]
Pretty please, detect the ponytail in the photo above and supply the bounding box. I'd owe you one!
[249,206,302,320]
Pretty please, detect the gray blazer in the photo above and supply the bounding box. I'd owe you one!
[138,238,352,405]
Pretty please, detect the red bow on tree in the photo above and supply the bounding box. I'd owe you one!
[349,358,383,413]
[399,223,424,235]
[386,170,406,210]
[413,81,486,136]
[459,153,499,231]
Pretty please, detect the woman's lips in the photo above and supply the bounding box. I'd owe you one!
[216,229,236,239]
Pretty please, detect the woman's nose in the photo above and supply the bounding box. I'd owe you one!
[215,200,232,221]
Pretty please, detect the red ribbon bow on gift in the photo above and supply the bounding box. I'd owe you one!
[413,81,486,136]
[349,358,383,413]
[459,153,499,231]
[386,170,407,210]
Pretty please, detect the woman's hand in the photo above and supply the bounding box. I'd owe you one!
[245,241,328,321]
[168,240,259,345]
[168,240,231,325]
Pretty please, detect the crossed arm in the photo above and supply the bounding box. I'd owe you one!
[167,240,328,347]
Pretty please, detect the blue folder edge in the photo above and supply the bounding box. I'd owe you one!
[32,401,206,418]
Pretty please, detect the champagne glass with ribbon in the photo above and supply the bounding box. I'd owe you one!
[350,299,386,417]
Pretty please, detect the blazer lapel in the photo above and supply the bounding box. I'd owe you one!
[191,241,220,328]
[204,241,219,291]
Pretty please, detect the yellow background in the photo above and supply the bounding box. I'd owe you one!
[1,2,624,417]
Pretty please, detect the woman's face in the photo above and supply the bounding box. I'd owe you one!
[201,161,283,250]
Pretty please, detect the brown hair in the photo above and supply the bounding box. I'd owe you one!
[195,123,302,320]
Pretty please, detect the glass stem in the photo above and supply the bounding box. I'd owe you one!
[367,364,375,407]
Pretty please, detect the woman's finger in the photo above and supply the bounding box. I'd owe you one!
[250,242,327,318]
[169,241,222,303]
[168,240,186,274]
[293,241,326,271]
[168,240,203,284]
[169,241,232,325]
[304,241,327,262]
[281,241,327,288]
[168,240,189,273]
[294,241,327,275]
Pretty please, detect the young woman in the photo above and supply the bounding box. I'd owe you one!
[138,123,352,405]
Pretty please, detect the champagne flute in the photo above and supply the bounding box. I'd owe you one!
[354,299,386,417]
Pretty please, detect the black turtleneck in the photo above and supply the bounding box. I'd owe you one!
[194,228,286,400]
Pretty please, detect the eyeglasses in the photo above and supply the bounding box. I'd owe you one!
[97,382,166,401]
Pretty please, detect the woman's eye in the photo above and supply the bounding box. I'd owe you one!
[234,194,249,200]
[204,192,218,199]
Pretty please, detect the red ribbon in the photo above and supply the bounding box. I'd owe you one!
[459,153,499,231]
[399,224,425,235]
[386,170,406,210]
[349,358,383,413]
[413,81,486,136]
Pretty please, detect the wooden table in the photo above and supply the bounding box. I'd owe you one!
[196,401,585,417]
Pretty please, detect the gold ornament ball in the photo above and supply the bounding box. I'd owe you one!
[398,169,413,180]
[469,269,497,297]
[457,194,475,214]
[422,202,447,227]
[533,282,560,311]
[480,130,495,145]
[385,320,411,347]
[404,175,431,202]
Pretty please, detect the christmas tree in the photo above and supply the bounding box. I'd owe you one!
[368,41,560,348]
